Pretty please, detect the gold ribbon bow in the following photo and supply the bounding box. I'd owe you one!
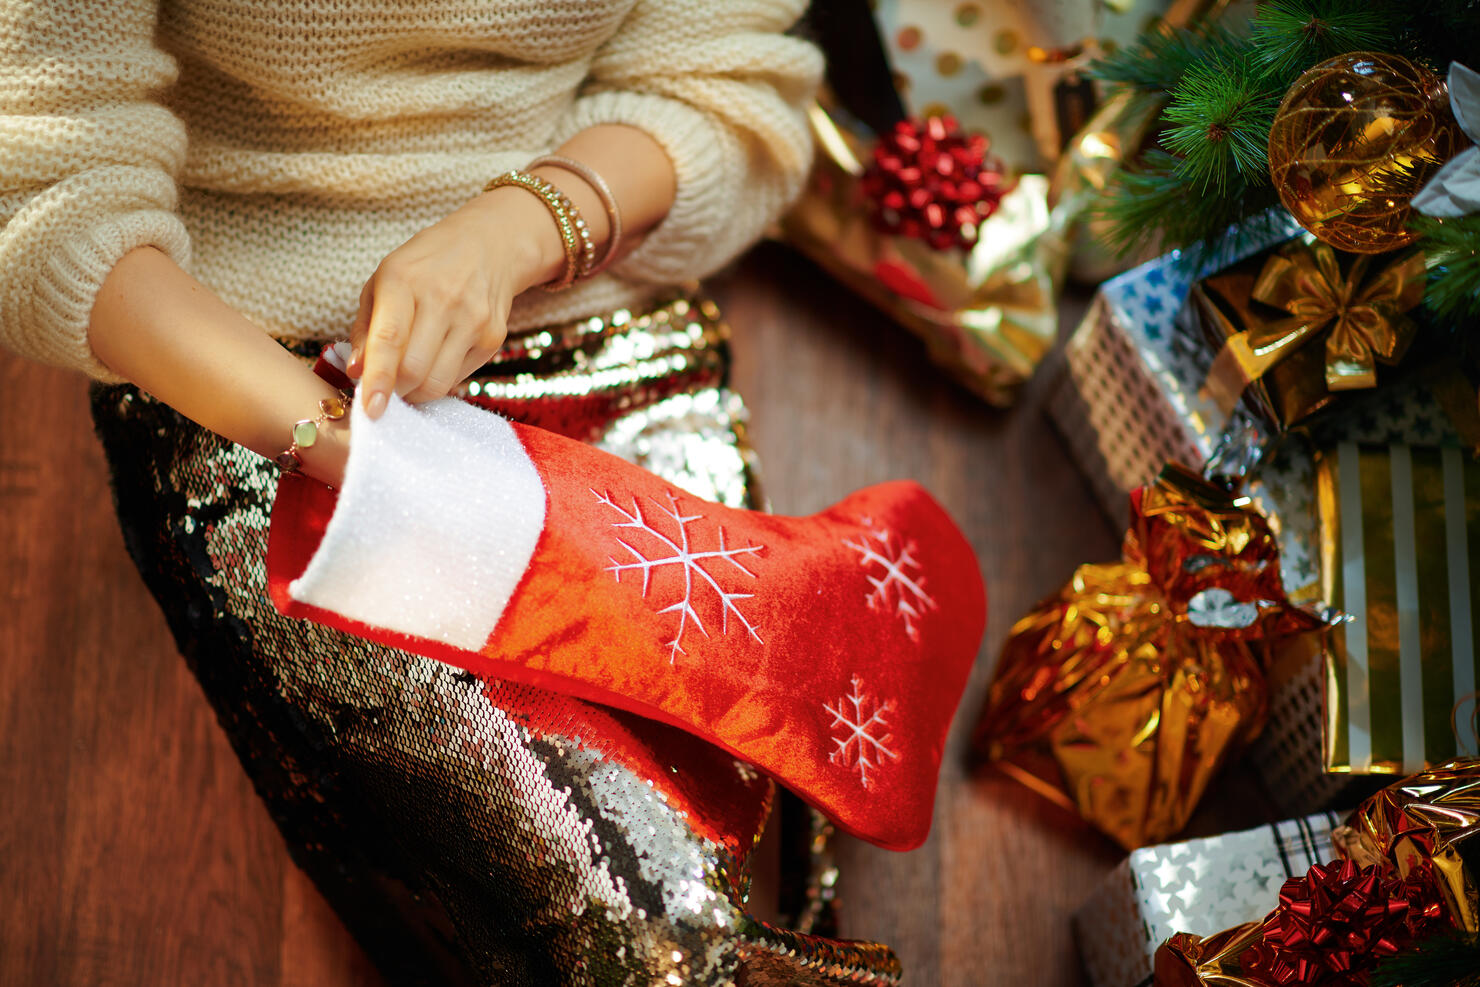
[1202,241,1426,415]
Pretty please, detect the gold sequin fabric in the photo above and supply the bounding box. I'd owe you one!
[89,293,901,986]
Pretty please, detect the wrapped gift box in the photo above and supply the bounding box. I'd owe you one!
[873,0,1193,173]
[1246,382,1474,813]
[782,105,1065,407]
[1154,760,1480,984]
[1072,812,1345,987]
[1046,221,1471,814]
[1045,218,1304,530]
[1318,442,1480,775]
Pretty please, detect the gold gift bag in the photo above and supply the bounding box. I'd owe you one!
[1320,443,1480,774]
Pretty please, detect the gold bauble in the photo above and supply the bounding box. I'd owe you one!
[1267,51,1463,254]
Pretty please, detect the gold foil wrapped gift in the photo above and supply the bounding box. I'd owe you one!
[780,104,1065,407]
[1335,758,1480,936]
[1188,239,1426,429]
[1152,759,1480,986]
[1318,443,1480,776]
[973,464,1327,850]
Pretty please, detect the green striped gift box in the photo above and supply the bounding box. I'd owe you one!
[1320,442,1480,773]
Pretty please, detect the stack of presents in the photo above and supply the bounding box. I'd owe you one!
[784,1,1480,982]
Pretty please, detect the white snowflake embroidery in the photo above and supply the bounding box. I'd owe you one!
[823,676,899,789]
[593,489,764,662]
[843,524,937,641]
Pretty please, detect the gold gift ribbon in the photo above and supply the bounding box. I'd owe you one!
[1201,242,1426,416]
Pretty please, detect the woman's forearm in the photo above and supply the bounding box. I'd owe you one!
[89,246,351,485]
[533,124,678,262]
[86,124,678,480]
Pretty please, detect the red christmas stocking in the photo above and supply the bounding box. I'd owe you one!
[267,391,985,851]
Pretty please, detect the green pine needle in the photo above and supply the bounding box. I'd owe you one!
[1414,213,1480,324]
[1161,48,1281,194]
[1251,0,1404,82]
[1369,932,1480,987]
[1090,23,1235,95]
[1096,149,1282,258]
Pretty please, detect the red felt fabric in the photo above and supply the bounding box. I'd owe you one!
[267,412,985,851]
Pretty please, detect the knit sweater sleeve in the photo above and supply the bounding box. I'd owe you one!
[0,0,189,381]
[552,0,821,283]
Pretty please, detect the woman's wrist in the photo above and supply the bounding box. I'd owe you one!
[294,413,351,488]
[465,184,572,291]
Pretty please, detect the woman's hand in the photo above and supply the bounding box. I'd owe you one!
[347,187,568,418]
[347,126,677,419]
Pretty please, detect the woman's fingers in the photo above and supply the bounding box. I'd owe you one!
[456,346,497,385]
[444,319,507,396]
[404,320,474,402]
[355,217,520,413]
[346,281,373,378]
[358,277,415,419]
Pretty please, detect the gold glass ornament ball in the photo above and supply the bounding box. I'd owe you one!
[1267,51,1462,254]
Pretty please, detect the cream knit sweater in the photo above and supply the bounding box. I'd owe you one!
[0,0,820,381]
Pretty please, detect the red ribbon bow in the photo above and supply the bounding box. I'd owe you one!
[1244,859,1449,985]
[859,115,1007,251]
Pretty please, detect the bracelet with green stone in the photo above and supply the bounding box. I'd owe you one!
[274,390,352,473]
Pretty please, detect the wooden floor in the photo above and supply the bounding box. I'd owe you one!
[0,243,1279,986]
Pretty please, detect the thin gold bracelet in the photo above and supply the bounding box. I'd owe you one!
[526,154,623,277]
[274,390,352,473]
[483,170,593,291]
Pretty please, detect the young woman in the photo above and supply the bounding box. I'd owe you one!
[0,3,897,982]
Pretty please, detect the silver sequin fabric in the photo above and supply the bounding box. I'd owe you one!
[89,293,901,986]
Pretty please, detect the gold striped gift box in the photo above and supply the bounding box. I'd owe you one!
[1319,442,1480,773]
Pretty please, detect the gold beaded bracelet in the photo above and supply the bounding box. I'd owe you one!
[526,155,623,277]
[274,390,352,473]
[483,170,593,291]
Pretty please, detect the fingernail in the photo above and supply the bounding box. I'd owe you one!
[347,348,362,375]
[365,390,387,419]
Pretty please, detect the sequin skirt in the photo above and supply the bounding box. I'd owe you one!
[90,293,901,986]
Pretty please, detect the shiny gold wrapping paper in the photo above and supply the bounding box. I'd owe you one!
[1155,924,1266,987]
[1050,87,1165,284]
[974,465,1327,850]
[780,104,1065,407]
[1188,240,1426,430]
[1152,760,1480,985]
[1317,443,1480,775]
[1333,759,1480,936]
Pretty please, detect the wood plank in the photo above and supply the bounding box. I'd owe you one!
[0,358,80,987]
[0,363,368,986]
[713,244,1125,986]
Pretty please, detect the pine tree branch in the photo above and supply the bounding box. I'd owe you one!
[1251,0,1405,82]
[1414,213,1480,324]
[1095,149,1283,258]
[1162,48,1281,193]
[1090,23,1235,95]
